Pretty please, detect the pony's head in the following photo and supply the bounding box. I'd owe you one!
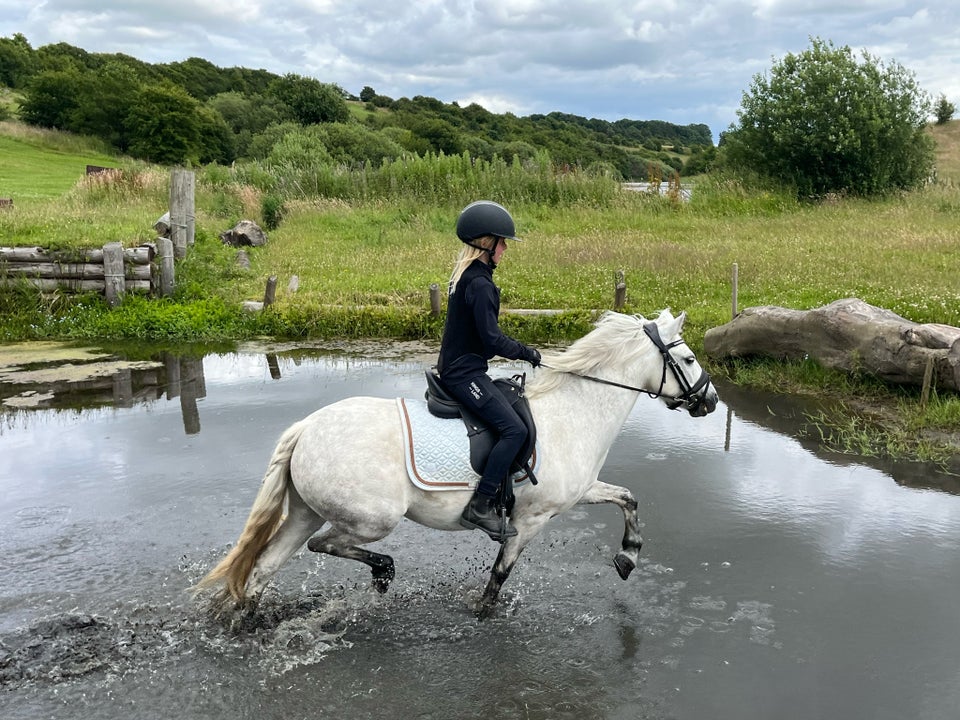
[531,310,718,417]
[645,310,718,417]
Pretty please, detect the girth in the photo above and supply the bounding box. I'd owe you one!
[424,369,538,488]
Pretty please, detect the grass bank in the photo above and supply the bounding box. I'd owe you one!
[2,121,960,467]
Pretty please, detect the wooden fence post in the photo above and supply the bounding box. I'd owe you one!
[102,242,125,307]
[184,170,196,249]
[430,283,442,316]
[170,168,192,259]
[157,237,175,297]
[614,269,626,310]
[921,356,935,409]
[731,262,739,320]
[263,275,278,307]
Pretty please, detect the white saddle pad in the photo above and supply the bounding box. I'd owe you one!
[396,397,539,492]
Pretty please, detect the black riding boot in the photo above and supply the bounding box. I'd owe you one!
[459,492,517,541]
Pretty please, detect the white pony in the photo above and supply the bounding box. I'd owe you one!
[196,310,718,616]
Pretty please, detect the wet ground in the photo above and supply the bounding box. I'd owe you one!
[1,342,959,719]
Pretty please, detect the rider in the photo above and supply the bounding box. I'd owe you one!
[437,200,542,541]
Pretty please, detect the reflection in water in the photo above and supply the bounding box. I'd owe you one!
[716,378,960,494]
[2,344,960,720]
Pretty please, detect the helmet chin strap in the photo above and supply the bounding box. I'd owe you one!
[467,239,499,268]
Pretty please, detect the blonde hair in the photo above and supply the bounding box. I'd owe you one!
[448,236,496,294]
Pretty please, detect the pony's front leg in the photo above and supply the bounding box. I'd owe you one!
[477,516,549,618]
[478,540,523,619]
[577,480,643,580]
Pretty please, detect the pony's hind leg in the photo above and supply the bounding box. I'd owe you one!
[245,488,326,600]
[307,529,396,594]
[577,480,643,580]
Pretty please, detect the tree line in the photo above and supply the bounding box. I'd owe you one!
[0,33,712,180]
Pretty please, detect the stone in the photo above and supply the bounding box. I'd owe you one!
[220,220,268,247]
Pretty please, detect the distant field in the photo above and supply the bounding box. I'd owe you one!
[0,122,120,205]
[931,120,960,184]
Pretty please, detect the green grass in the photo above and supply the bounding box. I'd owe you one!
[0,121,121,204]
[3,120,960,464]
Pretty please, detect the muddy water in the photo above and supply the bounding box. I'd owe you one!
[2,344,960,720]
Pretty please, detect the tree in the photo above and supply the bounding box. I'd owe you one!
[267,73,350,125]
[20,68,82,128]
[722,37,935,197]
[359,85,376,103]
[70,62,140,149]
[126,82,202,164]
[0,33,36,88]
[935,94,956,125]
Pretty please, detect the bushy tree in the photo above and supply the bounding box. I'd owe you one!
[70,62,140,149]
[20,68,82,127]
[722,37,934,197]
[0,33,37,88]
[126,82,202,164]
[935,94,956,125]
[267,73,350,125]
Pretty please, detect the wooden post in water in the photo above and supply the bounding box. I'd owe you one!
[614,270,626,310]
[731,262,739,319]
[157,237,175,297]
[263,275,278,307]
[102,242,125,307]
[430,283,442,316]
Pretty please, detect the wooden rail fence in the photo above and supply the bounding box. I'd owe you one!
[0,168,194,305]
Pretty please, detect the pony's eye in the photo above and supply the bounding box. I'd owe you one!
[684,357,696,365]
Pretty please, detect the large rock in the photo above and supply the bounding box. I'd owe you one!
[220,220,268,247]
[704,298,960,391]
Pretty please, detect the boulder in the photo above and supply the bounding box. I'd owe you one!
[220,220,267,247]
[704,298,960,392]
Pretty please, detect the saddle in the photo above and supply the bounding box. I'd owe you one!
[424,369,539,505]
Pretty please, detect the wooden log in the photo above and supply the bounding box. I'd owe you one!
[170,168,189,259]
[731,262,739,319]
[614,270,626,310]
[102,242,125,307]
[0,245,154,264]
[263,275,278,307]
[10,278,152,293]
[1,262,151,280]
[704,297,960,392]
[157,237,175,297]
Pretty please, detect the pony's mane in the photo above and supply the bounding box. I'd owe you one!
[526,310,675,397]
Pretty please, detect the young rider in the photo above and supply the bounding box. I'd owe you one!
[437,200,541,541]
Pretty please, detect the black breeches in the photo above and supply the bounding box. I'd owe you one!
[445,373,528,497]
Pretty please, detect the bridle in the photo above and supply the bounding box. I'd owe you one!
[541,321,712,412]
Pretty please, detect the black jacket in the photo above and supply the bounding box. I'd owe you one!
[437,259,533,386]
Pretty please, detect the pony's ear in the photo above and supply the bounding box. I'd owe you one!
[663,310,686,337]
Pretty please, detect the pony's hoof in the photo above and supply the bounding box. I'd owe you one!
[371,564,395,594]
[614,552,636,580]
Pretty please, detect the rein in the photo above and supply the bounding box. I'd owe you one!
[539,321,711,410]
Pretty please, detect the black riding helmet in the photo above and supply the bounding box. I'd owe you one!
[456,201,521,244]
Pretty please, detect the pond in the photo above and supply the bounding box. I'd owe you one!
[1,342,959,720]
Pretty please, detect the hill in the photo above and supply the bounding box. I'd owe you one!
[930,119,960,184]
[0,34,710,181]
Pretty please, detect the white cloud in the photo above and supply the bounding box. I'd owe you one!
[2,0,958,136]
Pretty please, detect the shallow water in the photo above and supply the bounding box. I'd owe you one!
[2,344,960,720]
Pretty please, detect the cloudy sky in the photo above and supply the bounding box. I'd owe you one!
[3,1,958,141]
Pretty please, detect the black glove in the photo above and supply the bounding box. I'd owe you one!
[523,346,542,367]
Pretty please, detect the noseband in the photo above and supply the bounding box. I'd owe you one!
[641,322,712,412]
[542,321,711,411]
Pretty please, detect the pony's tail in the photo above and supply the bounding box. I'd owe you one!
[194,419,308,603]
